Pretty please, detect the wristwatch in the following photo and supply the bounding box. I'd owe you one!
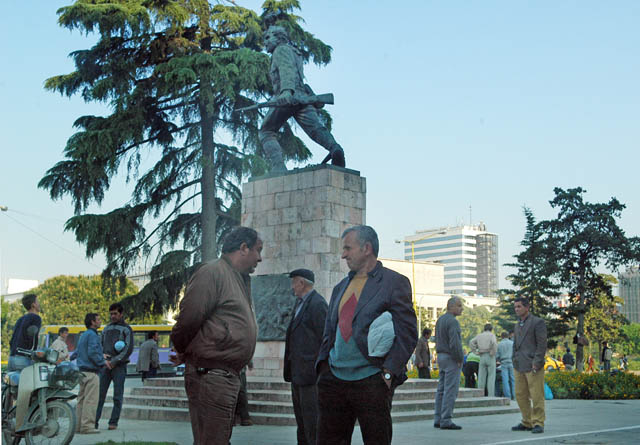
[383,372,392,380]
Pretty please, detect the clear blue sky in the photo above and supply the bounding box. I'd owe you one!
[1,1,639,294]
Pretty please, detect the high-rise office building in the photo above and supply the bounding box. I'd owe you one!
[619,267,640,324]
[402,223,499,297]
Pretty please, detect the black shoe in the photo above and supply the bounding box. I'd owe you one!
[512,423,532,431]
[434,423,440,428]
[440,423,462,430]
[531,425,544,434]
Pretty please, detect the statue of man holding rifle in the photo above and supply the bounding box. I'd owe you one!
[243,25,346,172]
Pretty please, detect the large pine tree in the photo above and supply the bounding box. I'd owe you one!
[39,0,332,316]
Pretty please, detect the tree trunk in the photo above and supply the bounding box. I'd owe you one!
[200,109,217,262]
[199,36,217,263]
[575,271,586,371]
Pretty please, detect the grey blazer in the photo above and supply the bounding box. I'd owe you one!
[136,339,159,372]
[513,314,547,373]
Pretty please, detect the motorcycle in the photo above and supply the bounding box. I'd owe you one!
[2,326,82,445]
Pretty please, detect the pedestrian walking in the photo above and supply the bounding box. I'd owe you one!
[434,296,465,430]
[496,332,515,400]
[562,347,575,371]
[136,331,160,382]
[415,328,432,379]
[470,323,498,397]
[601,341,613,371]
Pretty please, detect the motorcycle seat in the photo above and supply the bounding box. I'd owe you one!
[7,371,20,386]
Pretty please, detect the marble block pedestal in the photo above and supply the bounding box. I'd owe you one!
[242,164,366,376]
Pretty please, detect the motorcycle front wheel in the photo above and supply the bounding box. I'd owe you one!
[24,400,75,445]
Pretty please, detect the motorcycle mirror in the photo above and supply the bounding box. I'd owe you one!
[27,325,39,350]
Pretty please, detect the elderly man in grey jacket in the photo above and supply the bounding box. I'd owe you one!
[434,296,464,430]
[137,331,160,382]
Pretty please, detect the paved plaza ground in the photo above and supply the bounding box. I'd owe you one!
[70,398,640,445]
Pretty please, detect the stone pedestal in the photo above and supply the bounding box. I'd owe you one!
[242,164,366,299]
[242,164,366,377]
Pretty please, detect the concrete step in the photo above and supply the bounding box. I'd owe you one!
[246,397,511,415]
[111,377,519,425]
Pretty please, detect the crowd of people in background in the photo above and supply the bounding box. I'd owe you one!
[6,223,631,445]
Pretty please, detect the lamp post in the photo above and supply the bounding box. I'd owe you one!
[395,231,446,333]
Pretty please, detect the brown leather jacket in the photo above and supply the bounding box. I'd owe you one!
[170,257,257,374]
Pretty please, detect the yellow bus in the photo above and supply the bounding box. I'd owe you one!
[38,325,179,375]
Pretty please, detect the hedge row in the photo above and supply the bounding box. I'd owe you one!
[545,371,640,399]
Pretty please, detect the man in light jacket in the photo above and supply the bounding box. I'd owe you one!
[470,323,498,397]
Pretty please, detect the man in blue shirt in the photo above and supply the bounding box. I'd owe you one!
[496,331,515,400]
[73,313,106,434]
[8,293,41,371]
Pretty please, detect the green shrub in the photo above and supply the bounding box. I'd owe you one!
[546,371,640,400]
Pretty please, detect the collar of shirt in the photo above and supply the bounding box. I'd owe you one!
[295,290,314,317]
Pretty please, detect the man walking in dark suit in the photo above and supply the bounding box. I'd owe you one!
[511,297,547,434]
[284,268,328,445]
[316,225,417,445]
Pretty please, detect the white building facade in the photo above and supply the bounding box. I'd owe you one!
[402,223,499,297]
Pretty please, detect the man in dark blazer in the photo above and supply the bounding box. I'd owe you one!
[284,268,328,445]
[315,225,417,445]
[511,297,547,434]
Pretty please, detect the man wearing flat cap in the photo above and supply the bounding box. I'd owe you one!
[284,268,328,445]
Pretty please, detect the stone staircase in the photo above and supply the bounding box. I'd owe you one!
[103,376,518,425]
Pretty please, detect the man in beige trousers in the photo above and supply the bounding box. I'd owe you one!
[511,297,547,434]
[470,323,498,396]
[72,313,107,434]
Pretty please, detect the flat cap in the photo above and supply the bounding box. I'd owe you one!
[289,268,315,283]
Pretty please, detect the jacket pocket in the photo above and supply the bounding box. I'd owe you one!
[199,318,232,350]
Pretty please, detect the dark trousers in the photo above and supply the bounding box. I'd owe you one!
[184,364,240,445]
[292,383,319,445]
[235,369,250,421]
[418,367,431,379]
[463,361,478,388]
[96,364,126,427]
[141,367,158,382]
[317,370,392,445]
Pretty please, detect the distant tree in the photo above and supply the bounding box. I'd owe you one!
[616,323,640,356]
[1,298,26,360]
[39,1,332,318]
[584,275,626,359]
[30,275,163,326]
[457,305,493,348]
[501,207,569,343]
[543,187,640,370]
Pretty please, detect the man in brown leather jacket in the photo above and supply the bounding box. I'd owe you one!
[170,226,262,445]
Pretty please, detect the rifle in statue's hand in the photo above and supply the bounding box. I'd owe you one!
[233,93,334,113]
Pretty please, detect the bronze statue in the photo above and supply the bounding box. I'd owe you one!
[258,26,345,172]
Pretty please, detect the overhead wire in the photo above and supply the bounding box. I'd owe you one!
[1,210,102,270]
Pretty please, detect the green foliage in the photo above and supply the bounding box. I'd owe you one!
[500,207,568,342]
[542,187,640,368]
[1,298,26,360]
[584,275,626,356]
[616,324,640,356]
[39,1,334,318]
[545,370,640,399]
[457,305,493,348]
[30,275,162,326]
